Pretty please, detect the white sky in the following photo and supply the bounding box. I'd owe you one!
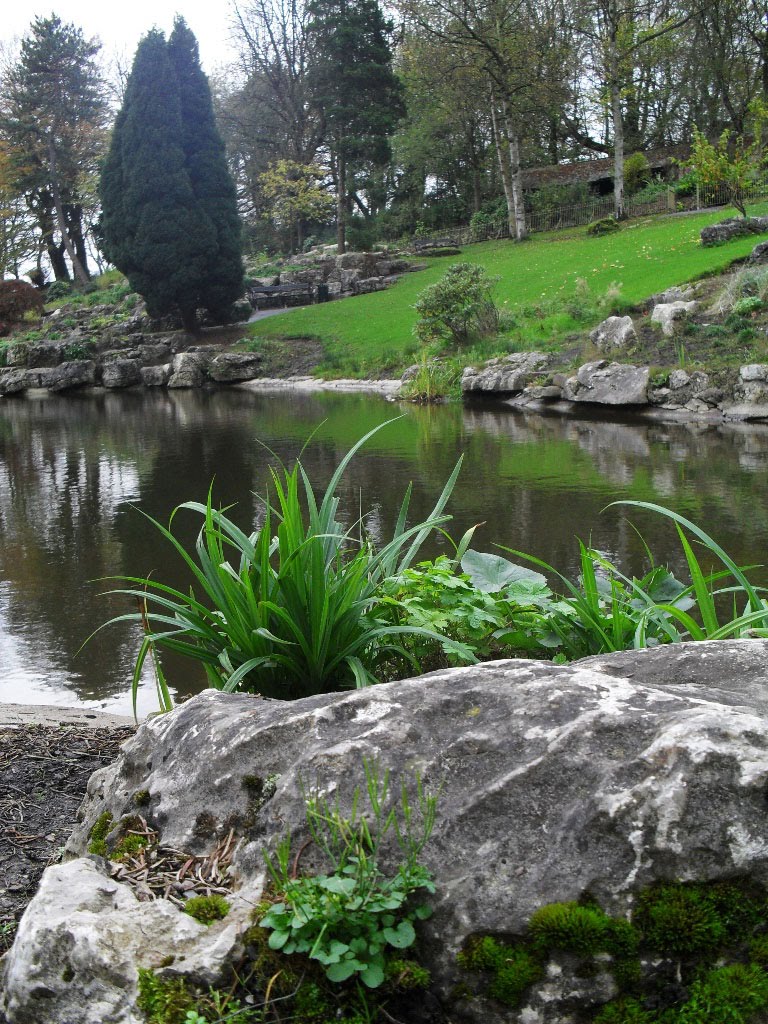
[1,1,241,76]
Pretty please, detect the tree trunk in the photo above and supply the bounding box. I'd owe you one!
[48,142,90,286]
[490,95,516,239]
[611,76,626,219]
[336,149,346,254]
[501,100,528,241]
[607,7,626,220]
[180,305,199,332]
[65,204,91,279]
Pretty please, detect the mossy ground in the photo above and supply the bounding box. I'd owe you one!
[459,881,768,1024]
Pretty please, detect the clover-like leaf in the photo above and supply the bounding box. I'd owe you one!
[383,920,416,949]
[326,960,359,983]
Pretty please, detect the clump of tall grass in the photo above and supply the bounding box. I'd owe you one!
[494,501,768,659]
[97,421,473,715]
[714,264,768,314]
[400,355,462,403]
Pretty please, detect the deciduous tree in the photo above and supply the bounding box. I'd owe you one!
[0,16,107,283]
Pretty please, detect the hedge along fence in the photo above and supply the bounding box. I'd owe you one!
[408,176,768,247]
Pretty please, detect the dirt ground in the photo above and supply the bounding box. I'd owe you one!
[0,724,133,955]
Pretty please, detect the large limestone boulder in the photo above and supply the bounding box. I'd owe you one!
[589,315,636,352]
[729,363,768,408]
[24,340,70,368]
[140,364,171,387]
[701,215,768,246]
[650,285,695,306]
[6,642,768,1023]
[209,352,263,383]
[101,359,142,389]
[461,351,551,394]
[562,360,649,405]
[167,351,209,389]
[25,360,96,392]
[650,300,697,336]
[2,859,255,1024]
[0,368,27,395]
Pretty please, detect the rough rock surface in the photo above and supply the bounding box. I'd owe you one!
[6,642,768,1023]
[650,300,698,336]
[167,351,209,389]
[562,360,649,405]
[701,216,768,246]
[650,285,695,305]
[461,351,551,393]
[140,364,171,387]
[208,351,263,383]
[2,859,255,1024]
[101,359,142,389]
[589,315,636,352]
[0,369,27,395]
[25,360,96,392]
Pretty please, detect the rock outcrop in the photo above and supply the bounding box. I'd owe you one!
[562,360,650,405]
[701,216,768,246]
[461,352,551,394]
[6,641,768,1024]
[589,315,636,352]
[650,300,698,336]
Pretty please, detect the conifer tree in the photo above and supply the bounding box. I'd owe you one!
[100,25,243,329]
[167,18,243,319]
[306,0,404,252]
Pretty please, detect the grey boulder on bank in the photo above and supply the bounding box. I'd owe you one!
[5,641,768,1023]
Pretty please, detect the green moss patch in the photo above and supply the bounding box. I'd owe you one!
[459,880,768,1023]
[87,811,113,856]
[183,895,231,925]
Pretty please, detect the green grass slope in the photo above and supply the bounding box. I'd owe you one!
[249,205,768,375]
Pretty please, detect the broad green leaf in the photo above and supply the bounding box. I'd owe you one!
[462,550,547,593]
[360,962,386,988]
[383,920,416,948]
[267,929,289,950]
[326,960,358,983]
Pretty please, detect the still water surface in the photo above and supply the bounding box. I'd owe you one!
[3,388,768,716]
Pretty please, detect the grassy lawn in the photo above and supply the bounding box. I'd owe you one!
[248,204,768,375]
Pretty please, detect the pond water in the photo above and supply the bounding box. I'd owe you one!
[3,388,768,717]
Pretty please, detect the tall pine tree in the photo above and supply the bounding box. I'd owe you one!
[100,24,242,329]
[167,18,243,319]
[306,0,404,252]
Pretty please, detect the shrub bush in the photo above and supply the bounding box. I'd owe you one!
[0,280,45,324]
[587,217,621,236]
[413,263,500,347]
[624,152,651,194]
[46,280,73,301]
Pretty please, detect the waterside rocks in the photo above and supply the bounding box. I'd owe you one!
[461,351,551,393]
[5,641,768,1023]
[562,360,650,405]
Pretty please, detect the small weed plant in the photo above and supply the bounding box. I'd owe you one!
[260,759,437,989]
